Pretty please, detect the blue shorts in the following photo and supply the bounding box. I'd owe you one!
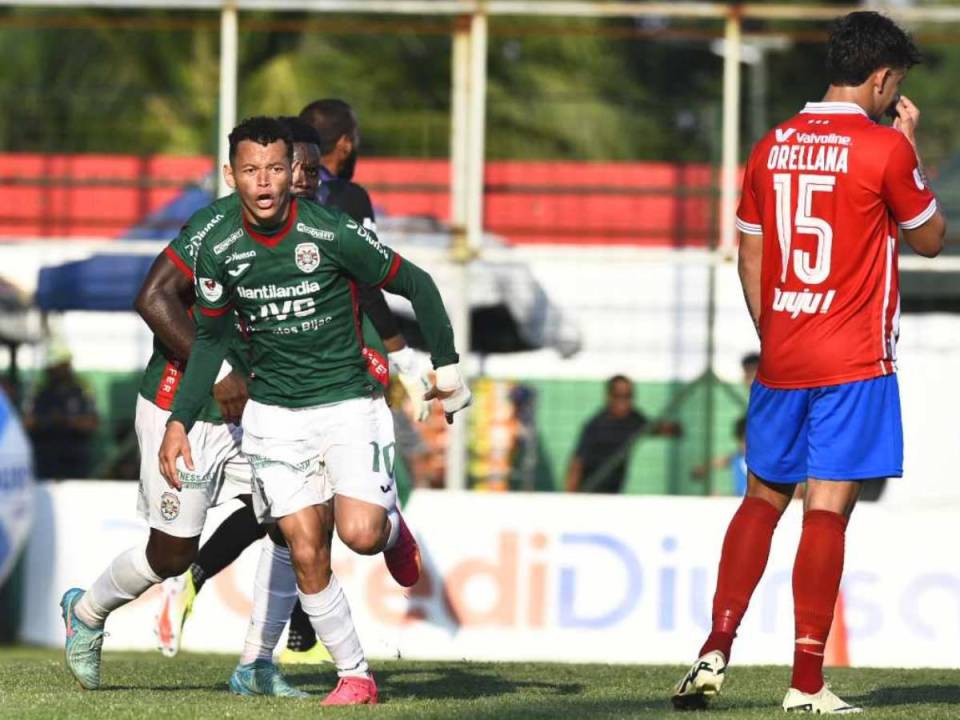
[745,375,902,484]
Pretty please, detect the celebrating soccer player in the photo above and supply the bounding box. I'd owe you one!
[157,116,469,705]
[152,113,431,668]
[672,11,944,714]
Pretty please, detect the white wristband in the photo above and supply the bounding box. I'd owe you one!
[387,346,417,375]
[215,359,233,383]
[435,364,462,392]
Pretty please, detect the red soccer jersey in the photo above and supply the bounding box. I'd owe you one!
[737,101,937,388]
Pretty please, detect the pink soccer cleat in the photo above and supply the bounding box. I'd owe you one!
[321,675,378,706]
[383,513,421,588]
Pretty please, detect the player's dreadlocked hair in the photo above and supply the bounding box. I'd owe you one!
[826,11,922,86]
[228,116,294,164]
[277,115,322,147]
[299,99,356,155]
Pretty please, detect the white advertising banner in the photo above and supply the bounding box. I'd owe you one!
[20,484,960,668]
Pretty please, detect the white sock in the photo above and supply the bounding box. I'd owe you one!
[75,543,162,629]
[298,575,369,677]
[240,539,298,665]
[383,509,401,551]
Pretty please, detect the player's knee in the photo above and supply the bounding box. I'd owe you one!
[146,531,198,578]
[149,548,196,578]
[288,540,328,574]
[337,521,383,555]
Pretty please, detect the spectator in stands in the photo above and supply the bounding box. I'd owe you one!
[693,416,748,496]
[565,375,680,493]
[24,347,99,478]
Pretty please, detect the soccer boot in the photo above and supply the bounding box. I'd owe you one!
[782,686,862,714]
[228,659,308,698]
[155,571,197,658]
[671,650,727,710]
[321,675,379,706]
[277,642,334,665]
[60,588,106,690]
[383,512,421,587]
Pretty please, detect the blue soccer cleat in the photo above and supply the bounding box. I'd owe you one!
[60,588,105,690]
[228,659,309,698]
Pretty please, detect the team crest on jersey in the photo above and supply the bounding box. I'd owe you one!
[295,242,320,273]
[198,277,223,302]
[160,492,180,521]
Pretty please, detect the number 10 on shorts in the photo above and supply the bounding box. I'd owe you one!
[370,441,396,479]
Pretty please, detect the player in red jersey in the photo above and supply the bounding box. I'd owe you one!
[672,12,945,714]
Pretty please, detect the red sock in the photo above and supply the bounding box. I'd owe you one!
[698,496,782,662]
[791,510,848,694]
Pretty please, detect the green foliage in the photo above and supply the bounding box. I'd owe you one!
[0,10,721,160]
[1,8,958,167]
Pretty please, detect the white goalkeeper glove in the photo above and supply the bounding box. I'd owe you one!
[388,347,432,422]
[426,364,472,425]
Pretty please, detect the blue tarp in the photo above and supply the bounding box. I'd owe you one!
[123,184,213,240]
[36,254,155,312]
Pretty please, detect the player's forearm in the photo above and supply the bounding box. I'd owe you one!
[134,254,197,360]
[168,311,231,430]
[384,259,459,368]
[136,287,197,360]
[737,233,763,337]
[356,284,403,347]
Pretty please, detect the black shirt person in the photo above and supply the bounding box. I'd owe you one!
[24,350,99,478]
[565,375,679,494]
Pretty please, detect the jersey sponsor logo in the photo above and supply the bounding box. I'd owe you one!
[772,287,837,318]
[237,279,320,301]
[295,242,321,273]
[214,227,244,255]
[258,298,317,322]
[188,212,226,252]
[227,263,251,278]
[346,219,389,260]
[263,312,334,334]
[175,472,209,489]
[296,222,335,242]
[767,144,849,174]
[774,128,795,142]
[226,249,256,264]
[198,277,224,302]
[794,131,851,145]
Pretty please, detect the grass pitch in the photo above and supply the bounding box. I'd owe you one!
[1,647,960,719]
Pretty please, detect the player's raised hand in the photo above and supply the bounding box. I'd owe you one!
[424,364,472,425]
[159,421,193,490]
[893,95,920,147]
[213,369,248,424]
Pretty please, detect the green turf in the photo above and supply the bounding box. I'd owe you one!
[1,647,960,719]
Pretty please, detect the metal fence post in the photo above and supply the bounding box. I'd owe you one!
[217,1,238,200]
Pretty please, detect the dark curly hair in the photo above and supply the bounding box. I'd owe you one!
[826,11,921,86]
[277,115,322,147]
[228,116,294,164]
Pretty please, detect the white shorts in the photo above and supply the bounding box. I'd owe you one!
[241,395,398,523]
[135,395,252,538]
